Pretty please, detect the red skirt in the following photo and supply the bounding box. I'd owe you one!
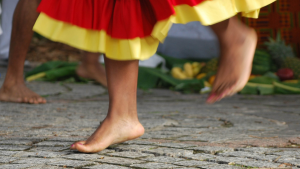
[34,0,276,60]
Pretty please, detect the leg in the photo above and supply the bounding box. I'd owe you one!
[207,16,257,103]
[76,52,107,87]
[0,0,46,104]
[71,56,144,153]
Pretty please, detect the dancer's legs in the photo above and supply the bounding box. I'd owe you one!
[0,0,46,104]
[72,56,144,153]
[76,52,107,87]
[0,0,107,104]
[207,17,257,103]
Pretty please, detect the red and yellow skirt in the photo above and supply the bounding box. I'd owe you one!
[33,0,276,60]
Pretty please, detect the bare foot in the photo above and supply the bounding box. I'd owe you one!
[76,63,107,87]
[207,28,257,103]
[0,83,47,104]
[71,117,144,153]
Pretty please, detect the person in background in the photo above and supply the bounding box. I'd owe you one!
[0,0,18,61]
[0,0,107,104]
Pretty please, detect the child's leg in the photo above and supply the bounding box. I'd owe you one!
[76,52,107,87]
[72,57,145,153]
[207,16,257,103]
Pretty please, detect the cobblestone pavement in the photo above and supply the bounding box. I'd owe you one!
[0,67,300,169]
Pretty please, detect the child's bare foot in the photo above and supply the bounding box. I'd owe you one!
[71,116,144,153]
[207,18,257,103]
[76,63,107,87]
[0,83,46,104]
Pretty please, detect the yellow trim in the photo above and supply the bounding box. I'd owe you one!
[172,0,276,25]
[151,0,276,41]
[34,0,276,60]
[33,13,159,61]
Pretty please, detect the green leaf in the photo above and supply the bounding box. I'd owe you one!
[248,76,278,84]
[240,82,274,95]
[25,61,78,78]
[44,66,77,81]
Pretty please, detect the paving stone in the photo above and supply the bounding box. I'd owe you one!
[113,144,158,153]
[219,151,279,161]
[15,151,68,158]
[141,133,182,139]
[108,151,155,159]
[27,165,63,169]
[27,82,68,96]
[28,147,67,152]
[188,146,234,155]
[97,149,116,154]
[278,158,300,167]
[145,147,193,157]
[0,150,18,156]
[13,158,64,165]
[47,137,84,142]
[0,157,19,163]
[143,156,184,163]
[57,83,106,100]
[0,145,31,151]
[82,164,130,169]
[155,142,197,149]
[0,140,33,146]
[208,164,241,169]
[0,164,37,169]
[270,150,300,157]
[35,141,73,147]
[95,156,144,166]
[1,67,300,169]
[236,147,282,154]
[130,162,180,169]
[235,160,279,168]
[124,140,159,145]
[183,153,218,161]
[174,160,218,167]
[48,159,96,168]
[63,153,106,161]
[205,156,253,164]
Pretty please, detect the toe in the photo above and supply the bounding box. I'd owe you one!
[13,97,23,103]
[23,97,29,103]
[37,97,44,103]
[71,141,86,150]
[29,98,35,104]
[206,93,217,104]
[74,142,95,153]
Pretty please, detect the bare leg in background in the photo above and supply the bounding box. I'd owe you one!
[0,0,107,104]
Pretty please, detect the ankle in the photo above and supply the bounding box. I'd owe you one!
[2,77,25,87]
[106,113,139,123]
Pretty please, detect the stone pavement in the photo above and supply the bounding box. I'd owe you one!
[0,67,300,169]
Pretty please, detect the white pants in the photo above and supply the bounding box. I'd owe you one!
[0,0,19,60]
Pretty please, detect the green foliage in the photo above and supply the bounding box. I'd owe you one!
[251,50,273,75]
[281,57,300,79]
[265,32,295,66]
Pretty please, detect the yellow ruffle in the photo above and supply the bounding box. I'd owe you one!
[34,0,276,60]
[33,13,160,61]
[173,0,276,25]
[152,0,276,41]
